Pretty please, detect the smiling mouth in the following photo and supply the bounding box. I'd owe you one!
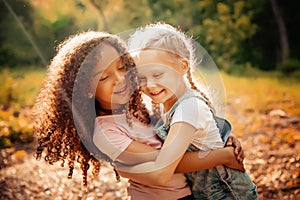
[114,85,127,94]
[149,89,164,96]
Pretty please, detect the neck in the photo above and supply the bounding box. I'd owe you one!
[96,102,126,116]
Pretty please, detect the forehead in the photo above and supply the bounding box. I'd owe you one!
[136,51,182,77]
[99,44,120,68]
[135,49,177,71]
[92,44,122,75]
[136,49,173,63]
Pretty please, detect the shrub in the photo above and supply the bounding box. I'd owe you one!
[278,58,300,76]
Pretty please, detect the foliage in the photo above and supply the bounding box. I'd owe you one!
[277,58,300,78]
[0,67,45,106]
[0,105,34,149]
[103,0,152,33]
[0,0,100,68]
[0,0,37,67]
[0,67,45,149]
[145,0,257,69]
[1,0,300,71]
[200,1,257,70]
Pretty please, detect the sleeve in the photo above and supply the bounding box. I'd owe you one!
[171,97,212,130]
[93,119,133,161]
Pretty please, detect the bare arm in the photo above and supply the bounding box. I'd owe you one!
[175,147,245,173]
[120,135,244,170]
[116,122,201,185]
[117,122,246,186]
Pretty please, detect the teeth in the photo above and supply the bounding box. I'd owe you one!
[151,90,161,95]
[115,85,126,93]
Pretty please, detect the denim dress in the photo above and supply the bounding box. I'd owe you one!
[154,91,258,200]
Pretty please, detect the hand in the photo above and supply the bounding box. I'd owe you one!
[224,147,246,172]
[225,135,244,163]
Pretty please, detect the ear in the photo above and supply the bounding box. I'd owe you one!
[178,57,190,74]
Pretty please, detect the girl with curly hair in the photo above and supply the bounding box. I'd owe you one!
[33,30,245,200]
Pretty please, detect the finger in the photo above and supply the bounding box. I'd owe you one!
[226,136,233,146]
[241,165,246,173]
[242,165,246,172]
[237,149,244,163]
[240,150,245,162]
[232,137,240,148]
[234,145,241,156]
[237,163,245,172]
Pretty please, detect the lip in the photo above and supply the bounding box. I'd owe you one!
[114,84,128,95]
[149,89,164,97]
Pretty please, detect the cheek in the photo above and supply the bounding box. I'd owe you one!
[96,83,111,96]
[140,86,148,93]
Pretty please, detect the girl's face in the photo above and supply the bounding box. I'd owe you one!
[93,44,131,110]
[136,49,189,110]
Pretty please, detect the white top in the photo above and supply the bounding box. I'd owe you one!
[165,97,224,151]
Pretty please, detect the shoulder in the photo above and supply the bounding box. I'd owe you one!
[171,96,213,129]
[94,116,128,140]
[93,116,133,160]
[177,96,210,113]
[95,115,125,129]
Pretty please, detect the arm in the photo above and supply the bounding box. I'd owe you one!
[175,135,245,172]
[119,138,245,173]
[175,147,245,173]
[117,98,245,185]
[116,133,245,186]
[116,122,199,186]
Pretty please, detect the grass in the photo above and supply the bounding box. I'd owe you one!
[222,73,300,117]
[221,72,300,143]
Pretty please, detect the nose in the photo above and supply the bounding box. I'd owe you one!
[145,78,157,88]
[114,71,124,84]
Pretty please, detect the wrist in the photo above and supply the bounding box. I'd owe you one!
[223,147,234,164]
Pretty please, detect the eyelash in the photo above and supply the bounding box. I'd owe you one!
[99,66,126,81]
[99,76,108,81]
[118,65,126,70]
[153,73,163,78]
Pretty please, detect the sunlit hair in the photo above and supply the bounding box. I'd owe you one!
[33,31,150,187]
[128,22,215,117]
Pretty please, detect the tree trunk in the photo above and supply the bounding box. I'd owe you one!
[270,0,289,63]
[90,0,110,32]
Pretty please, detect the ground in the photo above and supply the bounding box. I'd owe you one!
[0,105,299,200]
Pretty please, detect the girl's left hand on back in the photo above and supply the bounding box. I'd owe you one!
[225,136,244,163]
[224,147,246,172]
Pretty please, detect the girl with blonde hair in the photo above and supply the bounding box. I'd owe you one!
[120,22,259,199]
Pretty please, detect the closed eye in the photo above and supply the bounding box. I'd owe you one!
[99,75,108,81]
[153,73,163,78]
[118,65,126,71]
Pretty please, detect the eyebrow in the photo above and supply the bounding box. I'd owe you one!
[93,58,123,78]
[93,69,104,78]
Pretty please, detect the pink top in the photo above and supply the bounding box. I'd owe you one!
[93,114,191,200]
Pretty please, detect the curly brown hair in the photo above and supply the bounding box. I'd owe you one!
[33,31,150,188]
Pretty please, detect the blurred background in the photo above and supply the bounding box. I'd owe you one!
[0,0,299,199]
